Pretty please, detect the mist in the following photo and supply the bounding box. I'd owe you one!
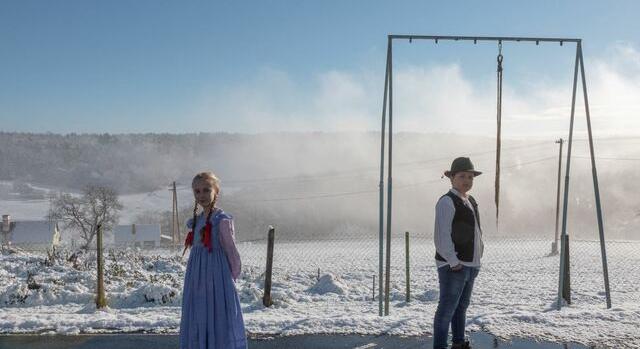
[2,43,640,242]
[1,131,638,242]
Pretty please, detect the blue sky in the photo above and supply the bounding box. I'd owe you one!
[1,1,640,135]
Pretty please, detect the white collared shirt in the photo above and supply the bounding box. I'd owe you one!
[434,188,484,268]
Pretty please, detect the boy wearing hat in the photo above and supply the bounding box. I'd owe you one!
[433,157,484,349]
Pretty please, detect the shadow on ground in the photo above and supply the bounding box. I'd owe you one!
[0,332,594,349]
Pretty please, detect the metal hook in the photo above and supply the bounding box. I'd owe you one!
[435,38,438,44]
[409,36,412,43]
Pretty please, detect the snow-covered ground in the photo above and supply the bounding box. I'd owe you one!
[1,238,638,348]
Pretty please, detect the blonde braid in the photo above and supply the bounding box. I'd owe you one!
[191,199,198,231]
[204,199,215,225]
[181,199,200,256]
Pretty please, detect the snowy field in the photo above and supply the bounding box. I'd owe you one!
[1,238,639,348]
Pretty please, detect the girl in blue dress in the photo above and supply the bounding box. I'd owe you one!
[180,171,247,349]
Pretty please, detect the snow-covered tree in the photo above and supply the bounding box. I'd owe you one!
[49,185,123,249]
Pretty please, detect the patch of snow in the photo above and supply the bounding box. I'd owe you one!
[0,239,638,348]
[307,274,347,295]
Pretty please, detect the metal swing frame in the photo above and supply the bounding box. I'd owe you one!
[377,34,611,316]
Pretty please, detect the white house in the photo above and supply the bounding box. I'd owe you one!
[113,224,162,249]
[1,214,61,250]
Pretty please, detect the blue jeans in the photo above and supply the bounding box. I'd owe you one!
[433,265,479,349]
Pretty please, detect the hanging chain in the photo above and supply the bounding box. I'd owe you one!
[497,42,503,71]
[495,41,504,232]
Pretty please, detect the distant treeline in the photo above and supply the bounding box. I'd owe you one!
[2,132,639,240]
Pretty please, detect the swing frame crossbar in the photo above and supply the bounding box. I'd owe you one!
[377,34,611,316]
[389,34,580,44]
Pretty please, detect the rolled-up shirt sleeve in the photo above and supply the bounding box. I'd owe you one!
[219,218,241,281]
[434,196,461,267]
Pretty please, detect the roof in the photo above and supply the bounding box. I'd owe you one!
[113,224,161,243]
[7,220,58,244]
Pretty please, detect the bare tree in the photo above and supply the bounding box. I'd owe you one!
[49,185,123,249]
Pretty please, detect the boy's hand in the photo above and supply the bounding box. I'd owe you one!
[451,264,463,272]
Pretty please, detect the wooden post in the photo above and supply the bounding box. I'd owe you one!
[96,224,107,309]
[263,226,275,307]
[372,275,376,301]
[405,231,410,303]
[562,234,571,304]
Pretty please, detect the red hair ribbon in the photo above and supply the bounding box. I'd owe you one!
[201,221,213,252]
[182,230,194,257]
[182,221,214,255]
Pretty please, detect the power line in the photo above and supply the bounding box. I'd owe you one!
[394,156,557,190]
[573,136,640,142]
[235,155,557,203]
[238,189,378,203]
[224,141,551,186]
[226,151,636,203]
[225,137,640,186]
[574,155,640,161]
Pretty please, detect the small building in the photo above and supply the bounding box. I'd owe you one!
[1,214,61,250]
[113,224,162,249]
[160,233,175,248]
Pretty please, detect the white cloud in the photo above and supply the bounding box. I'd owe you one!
[190,42,640,137]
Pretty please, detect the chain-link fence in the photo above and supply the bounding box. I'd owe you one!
[234,232,640,313]
[3,232,638,313]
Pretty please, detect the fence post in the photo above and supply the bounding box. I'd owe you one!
[263,226,275,307]
[405,231,410,303]
[372,275,376,301]
[96,224,107,309]
[562,234,571,304]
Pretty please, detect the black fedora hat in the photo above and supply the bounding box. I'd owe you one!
[444,157,482,178]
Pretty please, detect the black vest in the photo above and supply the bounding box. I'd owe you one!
[435,191,481,263]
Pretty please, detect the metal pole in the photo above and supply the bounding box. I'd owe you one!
[384,36,393,316]
[558,42,581,310]
[389,35,580,44]
[495,42,503,232]
[553,138,564,255]
[562,234,571,304]
[578,44,612,309]
[405,231,410,303]
[378,40,391,317]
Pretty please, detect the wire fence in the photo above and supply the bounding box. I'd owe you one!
[235,232,639,310]
[3,232,639,312]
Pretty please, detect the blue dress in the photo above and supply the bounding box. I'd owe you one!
[180,209,247,349]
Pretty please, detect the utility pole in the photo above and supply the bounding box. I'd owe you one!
[169,182,180,250]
